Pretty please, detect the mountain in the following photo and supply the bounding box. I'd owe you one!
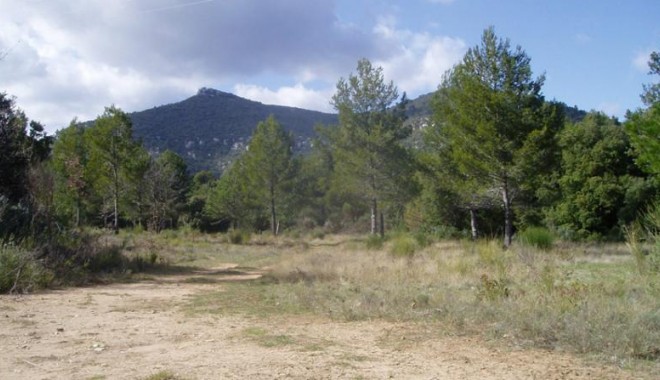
[127,88,587,174]
[129,88,338,173]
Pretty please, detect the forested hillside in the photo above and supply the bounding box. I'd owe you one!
[1,29,658,294]
[128,88,338,173]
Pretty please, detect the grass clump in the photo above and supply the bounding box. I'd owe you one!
[518,226,555,250]
[241,326,296,348]
[388,232,418,257]
[227,229,251,245]
[626,201,660,275]
[365,234,385,250]
[142,371,183,380]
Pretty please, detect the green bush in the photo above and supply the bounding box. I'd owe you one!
[389,233,418,257]
[228,229,250,245]
[365,234,384,250]
[518,227,555,250]
[0,246,51,293]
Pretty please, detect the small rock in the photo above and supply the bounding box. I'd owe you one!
[56,328,64,333]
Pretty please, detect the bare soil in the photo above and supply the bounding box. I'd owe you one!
[0,265,645,379]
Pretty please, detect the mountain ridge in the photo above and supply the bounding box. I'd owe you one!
[128,87,338,173]
[124,87,587,174]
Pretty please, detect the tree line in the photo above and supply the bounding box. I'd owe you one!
[2,28,658,251]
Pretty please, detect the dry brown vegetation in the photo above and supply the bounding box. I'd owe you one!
[1,229,658,379]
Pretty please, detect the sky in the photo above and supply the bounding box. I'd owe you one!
[1,0,658,134]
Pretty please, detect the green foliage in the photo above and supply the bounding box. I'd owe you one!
[0,246,52,293]
[52,120,93,228]
[227,229,251,245]
[547,112,656,239]
[365,234,385,250]
[640,51,660,107]
[205,156,263,231]
[329,59,416,235]
[517,227,555,250]
[626,103,660,176]
[86,106,149,232]
[129,88,337,173]
[0,93,53,243]
[429,27,550,246]
[388,232,418,257]
[243,116,297,234]
[143,150,190,232]
[626,200,660,274]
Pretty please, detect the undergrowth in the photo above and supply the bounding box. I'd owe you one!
[186,235,659,370]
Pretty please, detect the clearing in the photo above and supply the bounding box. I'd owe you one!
[0,262,645,379]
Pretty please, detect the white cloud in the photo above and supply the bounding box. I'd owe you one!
[0,0,467,132]
[372,18,466,96]
[233,83,334,113]
[633,50,652,72]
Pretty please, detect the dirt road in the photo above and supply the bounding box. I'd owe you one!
[0,266,642,379]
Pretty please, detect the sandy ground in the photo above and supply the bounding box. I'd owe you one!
[0,265,646,380]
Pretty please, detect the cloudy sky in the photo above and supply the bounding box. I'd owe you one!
[1,0,658,133]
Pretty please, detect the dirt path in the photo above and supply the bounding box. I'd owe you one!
[0,265,643,379]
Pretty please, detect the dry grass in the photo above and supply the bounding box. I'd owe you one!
[120,230,658,371]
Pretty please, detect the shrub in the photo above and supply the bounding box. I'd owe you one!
[518,227,555,250]
[389,233,418,258]
[626,201,660,274]
[0,246,51,293]
[86,245,124,273]
[365,234,384,250]
[228,229,250,245]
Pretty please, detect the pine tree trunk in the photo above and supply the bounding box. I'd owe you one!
[270,184,277,235]
[502,179,512,247]
[470,208,478,240]
[370,198,377,235]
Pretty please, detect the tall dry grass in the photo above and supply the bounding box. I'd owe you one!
[216,234,659,367]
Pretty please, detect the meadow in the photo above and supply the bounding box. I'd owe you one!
[122,228,659,374]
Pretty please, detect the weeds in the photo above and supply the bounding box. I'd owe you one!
[388,232,418,257]
[186,235,659,368]
[365,234,384,250]
[0,246,52,293]
[227,229,251,245]
[518,227,555,250]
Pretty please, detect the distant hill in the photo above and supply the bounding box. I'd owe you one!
[129,88,338,173]
[126,88,587,174]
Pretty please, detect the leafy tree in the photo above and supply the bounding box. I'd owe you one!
[187,170,216,231]
[626,103,660,176]
[205,156,262,230]
[626,51,660,176]
[0,93,53,243]
[431,27,547,246]
[292,130,336,229]
[548,112,656,239]
[85,106,144,233]
[329,58,414,235]
[243,116,296,234]
[143,150,190,232]
[52,119,91,228]
[641,51,660,107]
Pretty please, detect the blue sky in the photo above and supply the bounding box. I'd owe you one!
[1,0,658,133]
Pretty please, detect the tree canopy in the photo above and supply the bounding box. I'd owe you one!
[430,27,548,246]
